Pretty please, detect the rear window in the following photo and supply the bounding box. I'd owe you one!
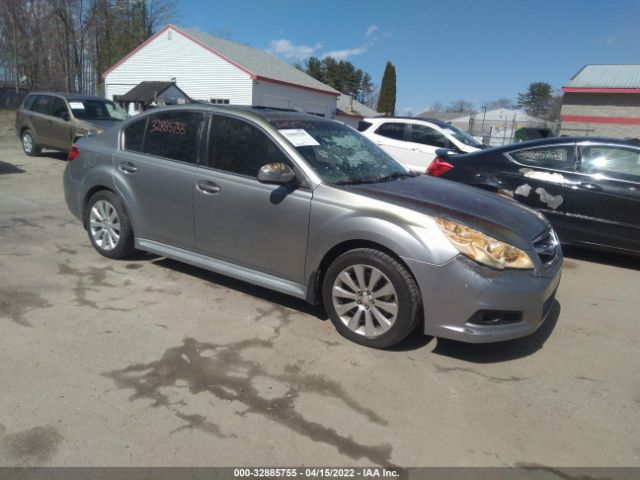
[123,118,147,152]
[357,120,373,132]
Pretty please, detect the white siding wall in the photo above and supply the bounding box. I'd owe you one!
[104,27,252,104]
[253,80,337,118]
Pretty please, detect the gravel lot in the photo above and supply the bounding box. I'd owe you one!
[1,145,639,467]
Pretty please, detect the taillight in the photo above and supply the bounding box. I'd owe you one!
[426,157,453,177]
[68,144,80,161]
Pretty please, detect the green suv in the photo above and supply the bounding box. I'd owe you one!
[16,92,128,156]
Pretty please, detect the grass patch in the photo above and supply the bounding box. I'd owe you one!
[0,109,18,146]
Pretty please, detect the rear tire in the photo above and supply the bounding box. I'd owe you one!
[322,248,422,348]
[85,191,135,259]
[21,130,41,156]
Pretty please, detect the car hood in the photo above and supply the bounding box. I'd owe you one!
[77,119,124,130]
[339,176,549,250]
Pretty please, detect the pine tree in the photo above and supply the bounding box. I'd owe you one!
[377,61,396,116]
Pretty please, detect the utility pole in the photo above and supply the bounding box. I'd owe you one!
[13,20,19,94]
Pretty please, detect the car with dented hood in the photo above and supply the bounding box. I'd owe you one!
[427,137,640,256]
[63,105,562,348]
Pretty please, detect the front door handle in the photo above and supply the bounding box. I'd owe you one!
[196,180,221,195]
[579,182,602,191]
[118,162,138,174]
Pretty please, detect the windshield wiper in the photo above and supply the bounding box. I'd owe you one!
[370,171,417,183]
[335,171,416,185]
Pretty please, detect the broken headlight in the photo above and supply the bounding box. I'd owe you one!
[436,218,534,270]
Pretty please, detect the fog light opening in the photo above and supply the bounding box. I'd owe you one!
[467,310,523,326]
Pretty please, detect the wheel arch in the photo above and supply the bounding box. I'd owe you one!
[306,239,419,305]
[82,186,117,228]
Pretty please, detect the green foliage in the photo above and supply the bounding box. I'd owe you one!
[517,82,554,118]
[296,56,374,102]
[377,61,396,116]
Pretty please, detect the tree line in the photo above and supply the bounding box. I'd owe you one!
[0,0,176,95]
[428,82,562,122]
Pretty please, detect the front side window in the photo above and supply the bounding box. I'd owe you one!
[410,124,448,148]
[51,97,69,120]
[439,123,483,148]
[32,95,53,115]
[270,119,408,184]
[22,95,36,111]
[375,122,406,141]
[510,146,574,169]
[580,146,640,179]
[208,115,291,176]
[142,111,204,163]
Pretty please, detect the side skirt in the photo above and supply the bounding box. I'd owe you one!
[135,238,308,300]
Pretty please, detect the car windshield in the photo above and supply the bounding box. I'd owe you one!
[440,123,483,148]
[69,99,128,121]
[271,119,411,184]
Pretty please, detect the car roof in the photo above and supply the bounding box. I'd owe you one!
[362,116,454,128]
[27,92,111,102]
[129,103,332,124]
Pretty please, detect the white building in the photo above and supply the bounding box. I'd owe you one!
[103,25,339,117]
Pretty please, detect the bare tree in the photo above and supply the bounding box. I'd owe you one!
[0,0,178,96]
[447,99,475,113]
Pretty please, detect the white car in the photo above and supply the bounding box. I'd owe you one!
[358,117,485,172]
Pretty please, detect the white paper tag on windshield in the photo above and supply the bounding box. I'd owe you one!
[69,101,85,109]
[279,129,320,147]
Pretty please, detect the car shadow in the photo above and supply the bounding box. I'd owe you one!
[0,160,25,175]
[143,255,560,356]
[151,257,328,321]
[39,151,68,162]
[563,245,640,271]
[429,300,561,363]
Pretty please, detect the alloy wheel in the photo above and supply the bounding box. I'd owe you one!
[331,264,399,338]
[89,200,121,251]
[22,133,33,154]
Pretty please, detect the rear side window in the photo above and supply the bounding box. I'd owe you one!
[123,118,147,152]
[510,146,574,169]
[32,95,53,115]
[375,122,405,141]
[410,124,448,148]
[207,115,291,177]
[580,146,640,179]
[142,111,205,163]
[357,120,373,132]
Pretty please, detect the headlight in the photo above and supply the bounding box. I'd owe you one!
[436,218,534,270]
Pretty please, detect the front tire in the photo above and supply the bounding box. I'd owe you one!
[85,191,135,259]
[322,248,422,348]
[21,130,41,156]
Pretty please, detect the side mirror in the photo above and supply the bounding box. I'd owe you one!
[61,111,70,121]
[257,162,296,184]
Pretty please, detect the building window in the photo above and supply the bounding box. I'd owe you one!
[210,98,230,104]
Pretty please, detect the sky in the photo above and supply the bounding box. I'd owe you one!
[176,0,640,115]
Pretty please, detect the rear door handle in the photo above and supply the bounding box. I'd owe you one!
[196,180,221,195]
[578,182,602,191]
[118,162,138,174]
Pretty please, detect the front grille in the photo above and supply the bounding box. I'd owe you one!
[533,228,558,265]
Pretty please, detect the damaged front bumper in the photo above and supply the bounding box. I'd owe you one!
[403,252,562,343]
